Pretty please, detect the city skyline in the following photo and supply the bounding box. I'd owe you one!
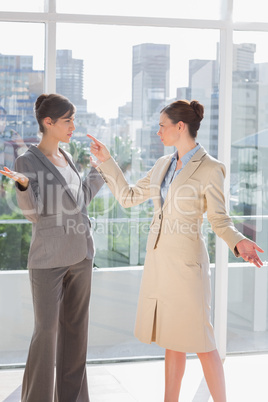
[1,39,268,141]
[1,21,268,121]
[0,22,220,120]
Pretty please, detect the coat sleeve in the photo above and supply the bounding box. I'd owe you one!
[14,155,43,223]
[63,150,104,207]
[96,157,152,208]
[205,162,245,256]
[82,166,105,206]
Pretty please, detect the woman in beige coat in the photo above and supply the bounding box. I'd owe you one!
[88,100,263,402]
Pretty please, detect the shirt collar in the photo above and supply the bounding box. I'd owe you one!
[171,143,200,168]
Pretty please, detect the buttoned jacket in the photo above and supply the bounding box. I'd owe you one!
[97,146,245,262]
[15,145,104,269]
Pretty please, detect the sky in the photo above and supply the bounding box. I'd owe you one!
[57,25,219,120]
[0,21,219,120]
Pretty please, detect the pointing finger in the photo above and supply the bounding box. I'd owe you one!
[87,134,102,145]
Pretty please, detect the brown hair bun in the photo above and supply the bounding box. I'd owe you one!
[35,94,48,112]
[190,100,204,121]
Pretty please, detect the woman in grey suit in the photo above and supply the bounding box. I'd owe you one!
[0,94,104,402]
[88,100,264,402]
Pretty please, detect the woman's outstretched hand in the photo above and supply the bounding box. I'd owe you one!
[87,134,111,167]
[236,239,264,268]
[0,166,29,189]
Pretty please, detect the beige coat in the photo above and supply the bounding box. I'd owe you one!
[97,146,245,352]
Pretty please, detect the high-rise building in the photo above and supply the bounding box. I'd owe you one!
[189,58,219,159]
[0,54,43,119]
[0,54,43,168]
[233,43,256,72]
[132,43,170,167]
[184,42,268,230]
[175,43,258,159]
[56,49,87,113]
[0,53,43,132]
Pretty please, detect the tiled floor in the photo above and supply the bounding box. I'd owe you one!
[0,353,268,401]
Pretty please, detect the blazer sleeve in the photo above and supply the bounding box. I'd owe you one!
[60,150,105,207]
[96,157,152,208]
[14,155,43,223]
[82,166,105,206]
[205,162,245,256]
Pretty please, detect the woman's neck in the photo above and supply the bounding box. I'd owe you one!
[175,138,197,160]
[37,138,67,167]
[37,137,61,157]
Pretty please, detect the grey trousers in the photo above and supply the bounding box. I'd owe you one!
[21,258,92,402]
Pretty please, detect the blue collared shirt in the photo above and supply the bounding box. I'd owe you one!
[160,143,201,205]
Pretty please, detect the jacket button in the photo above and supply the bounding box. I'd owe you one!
[159,214,161,219]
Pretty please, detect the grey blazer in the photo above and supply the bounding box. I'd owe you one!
[15,145,104,269]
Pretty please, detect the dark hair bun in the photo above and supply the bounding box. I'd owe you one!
[35,94,48,112]
[190,100,204,121]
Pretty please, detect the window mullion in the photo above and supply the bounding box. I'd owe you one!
[44,0,56,13]
[214,20,234,359]
[45,20,56,93]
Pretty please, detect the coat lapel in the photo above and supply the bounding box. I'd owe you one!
[28,145,80,206]
[157,152,176,186]
[162,146,207,211]
[59,147,84,208]
[150,153,175,213]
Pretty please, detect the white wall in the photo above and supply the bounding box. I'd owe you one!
[0,269,164,366]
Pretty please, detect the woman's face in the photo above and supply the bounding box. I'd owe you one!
[48,112,75,143]
[157,112,180,147]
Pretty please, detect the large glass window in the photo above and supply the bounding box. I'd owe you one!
[55,25,220,360]
[233,0,268,22]
[0,19,221,363]
[228,31,268,353]
[0,22,44,270]
[2,1,268,365]
[56,24,220,269]
[0,0,44,12]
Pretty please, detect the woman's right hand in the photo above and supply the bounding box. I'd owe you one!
[87,134,111,164]
[0,167,29,189]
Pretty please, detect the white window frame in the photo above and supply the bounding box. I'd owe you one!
[1,0,268,359]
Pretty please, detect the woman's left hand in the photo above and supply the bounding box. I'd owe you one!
[0,166,29,189]
[236,239,264,268]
